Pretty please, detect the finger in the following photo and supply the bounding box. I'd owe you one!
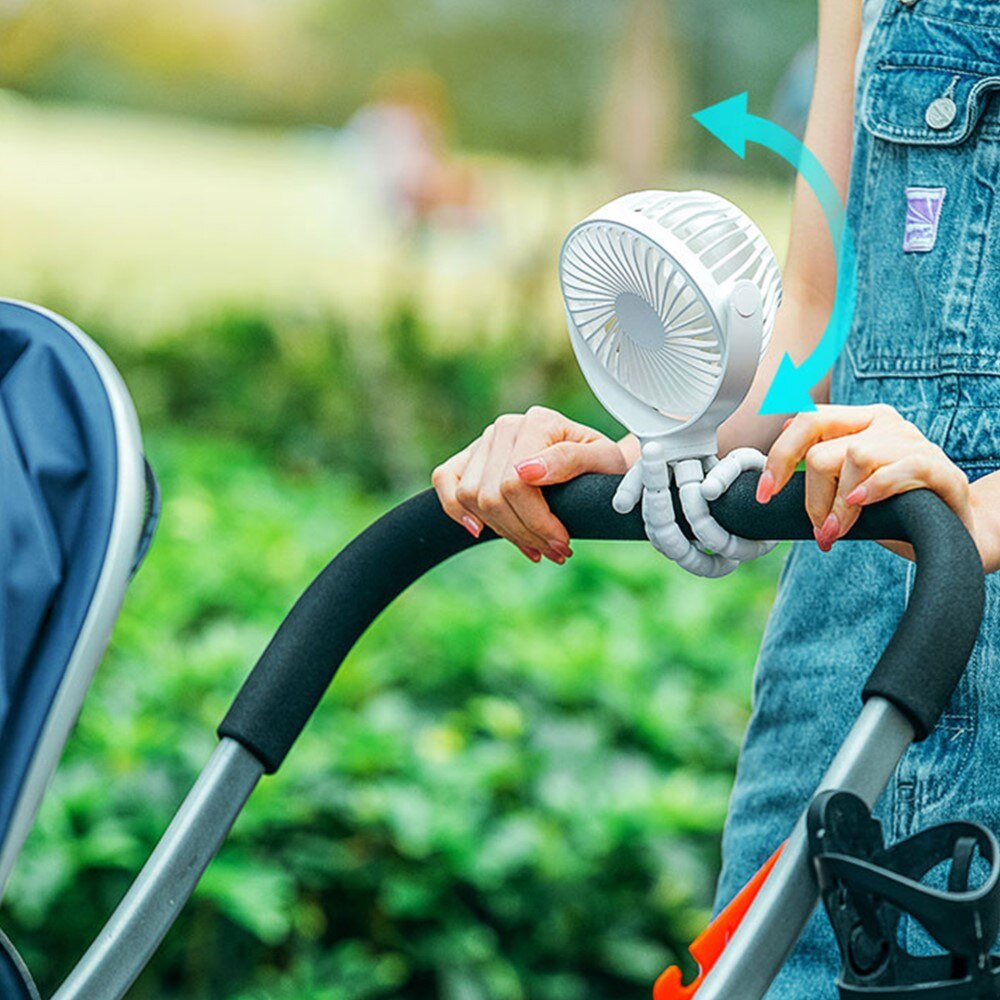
[471,408,582,553]
[510,405,620,484]
[457,428,542,560]
[523,405,600,446]
[507,406,574,487]
[479,418,567,562]
[515,543,543,563]
[432,446,482,537]
[761,405,883,500]
[826,434,883,545]
[505,418,582,555]
[613,462,643,514]
[455,428,494,522]
[499,472,573,556]
[846,453,973,533]
[515,437,627,486]
[802,439,847,546]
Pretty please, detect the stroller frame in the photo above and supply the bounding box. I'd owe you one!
[0,301,148,901]
[57,679,915,1000]
[0,302,986,999]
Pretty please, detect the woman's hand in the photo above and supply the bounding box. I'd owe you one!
[432,406,631,563]
[755,403,987,563]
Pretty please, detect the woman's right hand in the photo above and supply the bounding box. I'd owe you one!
[432,406,634,564]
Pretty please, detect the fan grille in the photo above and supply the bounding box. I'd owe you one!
[627,189,781,350]
[561,222,723,419]
[561,190,781,420]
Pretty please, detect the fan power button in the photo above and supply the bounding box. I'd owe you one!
[732,282,760,319]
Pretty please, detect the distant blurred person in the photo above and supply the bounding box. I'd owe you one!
[344,68,481,234]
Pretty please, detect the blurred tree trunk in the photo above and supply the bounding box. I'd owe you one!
[595,0,681,190]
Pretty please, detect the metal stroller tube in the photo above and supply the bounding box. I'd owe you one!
[55,470,985,1000]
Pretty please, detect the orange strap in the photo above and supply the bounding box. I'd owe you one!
[653,843,785,1000]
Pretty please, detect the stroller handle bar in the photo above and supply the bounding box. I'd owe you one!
[219,470,985,775]
[56,470,985,1000]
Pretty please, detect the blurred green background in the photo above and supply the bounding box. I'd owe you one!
[0,1,814,996]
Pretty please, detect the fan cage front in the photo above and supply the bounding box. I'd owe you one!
[560,221,726,420]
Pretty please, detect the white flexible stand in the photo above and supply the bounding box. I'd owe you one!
[613,442,776,578]
[564,266,778,578]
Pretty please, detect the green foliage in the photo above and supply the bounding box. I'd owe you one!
[0,11,801,984]
[88,304,623,493]
[3,429,780,998]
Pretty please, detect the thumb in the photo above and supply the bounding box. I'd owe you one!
[515,438,627,485]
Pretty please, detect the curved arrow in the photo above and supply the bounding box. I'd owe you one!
[693,92,856,414]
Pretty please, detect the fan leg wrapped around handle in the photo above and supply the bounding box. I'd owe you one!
[687,448,777,562]
[636,442,737,578]
[616,442,775,578]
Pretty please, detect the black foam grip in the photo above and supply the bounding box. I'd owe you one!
[218,472,985,773]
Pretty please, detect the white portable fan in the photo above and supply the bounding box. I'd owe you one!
[560,190,782,577]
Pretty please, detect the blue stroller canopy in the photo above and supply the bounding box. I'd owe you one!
[0,301,153,906]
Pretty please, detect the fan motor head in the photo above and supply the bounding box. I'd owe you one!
[560,190,782,452]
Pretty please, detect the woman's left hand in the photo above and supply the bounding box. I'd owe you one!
[754,403,987,563]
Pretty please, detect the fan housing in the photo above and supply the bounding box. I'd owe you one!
[560,189,781,458]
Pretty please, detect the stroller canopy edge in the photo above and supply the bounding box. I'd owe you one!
[0,300,148,901]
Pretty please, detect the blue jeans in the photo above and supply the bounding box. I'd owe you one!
[714,2,1000,995]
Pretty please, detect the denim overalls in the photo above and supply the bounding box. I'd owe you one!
[713,2,1000,995]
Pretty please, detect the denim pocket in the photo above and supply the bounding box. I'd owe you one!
[896,0,1000,32]
[846,10,1000,379]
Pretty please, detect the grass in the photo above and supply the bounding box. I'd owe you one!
[0,96,793,345]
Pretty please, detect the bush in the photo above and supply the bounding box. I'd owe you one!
[4,431,780,999]
[85,304,621,493]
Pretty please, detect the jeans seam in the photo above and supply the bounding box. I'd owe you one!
[906,9,1000,32]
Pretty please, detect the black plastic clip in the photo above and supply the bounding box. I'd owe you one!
[808,790,1000,998]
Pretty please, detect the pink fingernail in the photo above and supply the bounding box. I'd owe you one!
[462,516,482,538]
[545,552,566,565]
[845,486,867,506]
[520,546,542,563]
[819,513,839,548]
[549,539,573,559]
[515,458,546,482]
[756,470,775,504]
[814,525,832,553]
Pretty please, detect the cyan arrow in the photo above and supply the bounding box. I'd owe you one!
[693,92,856,414]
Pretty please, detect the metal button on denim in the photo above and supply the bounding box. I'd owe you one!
[926,97,957,130]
